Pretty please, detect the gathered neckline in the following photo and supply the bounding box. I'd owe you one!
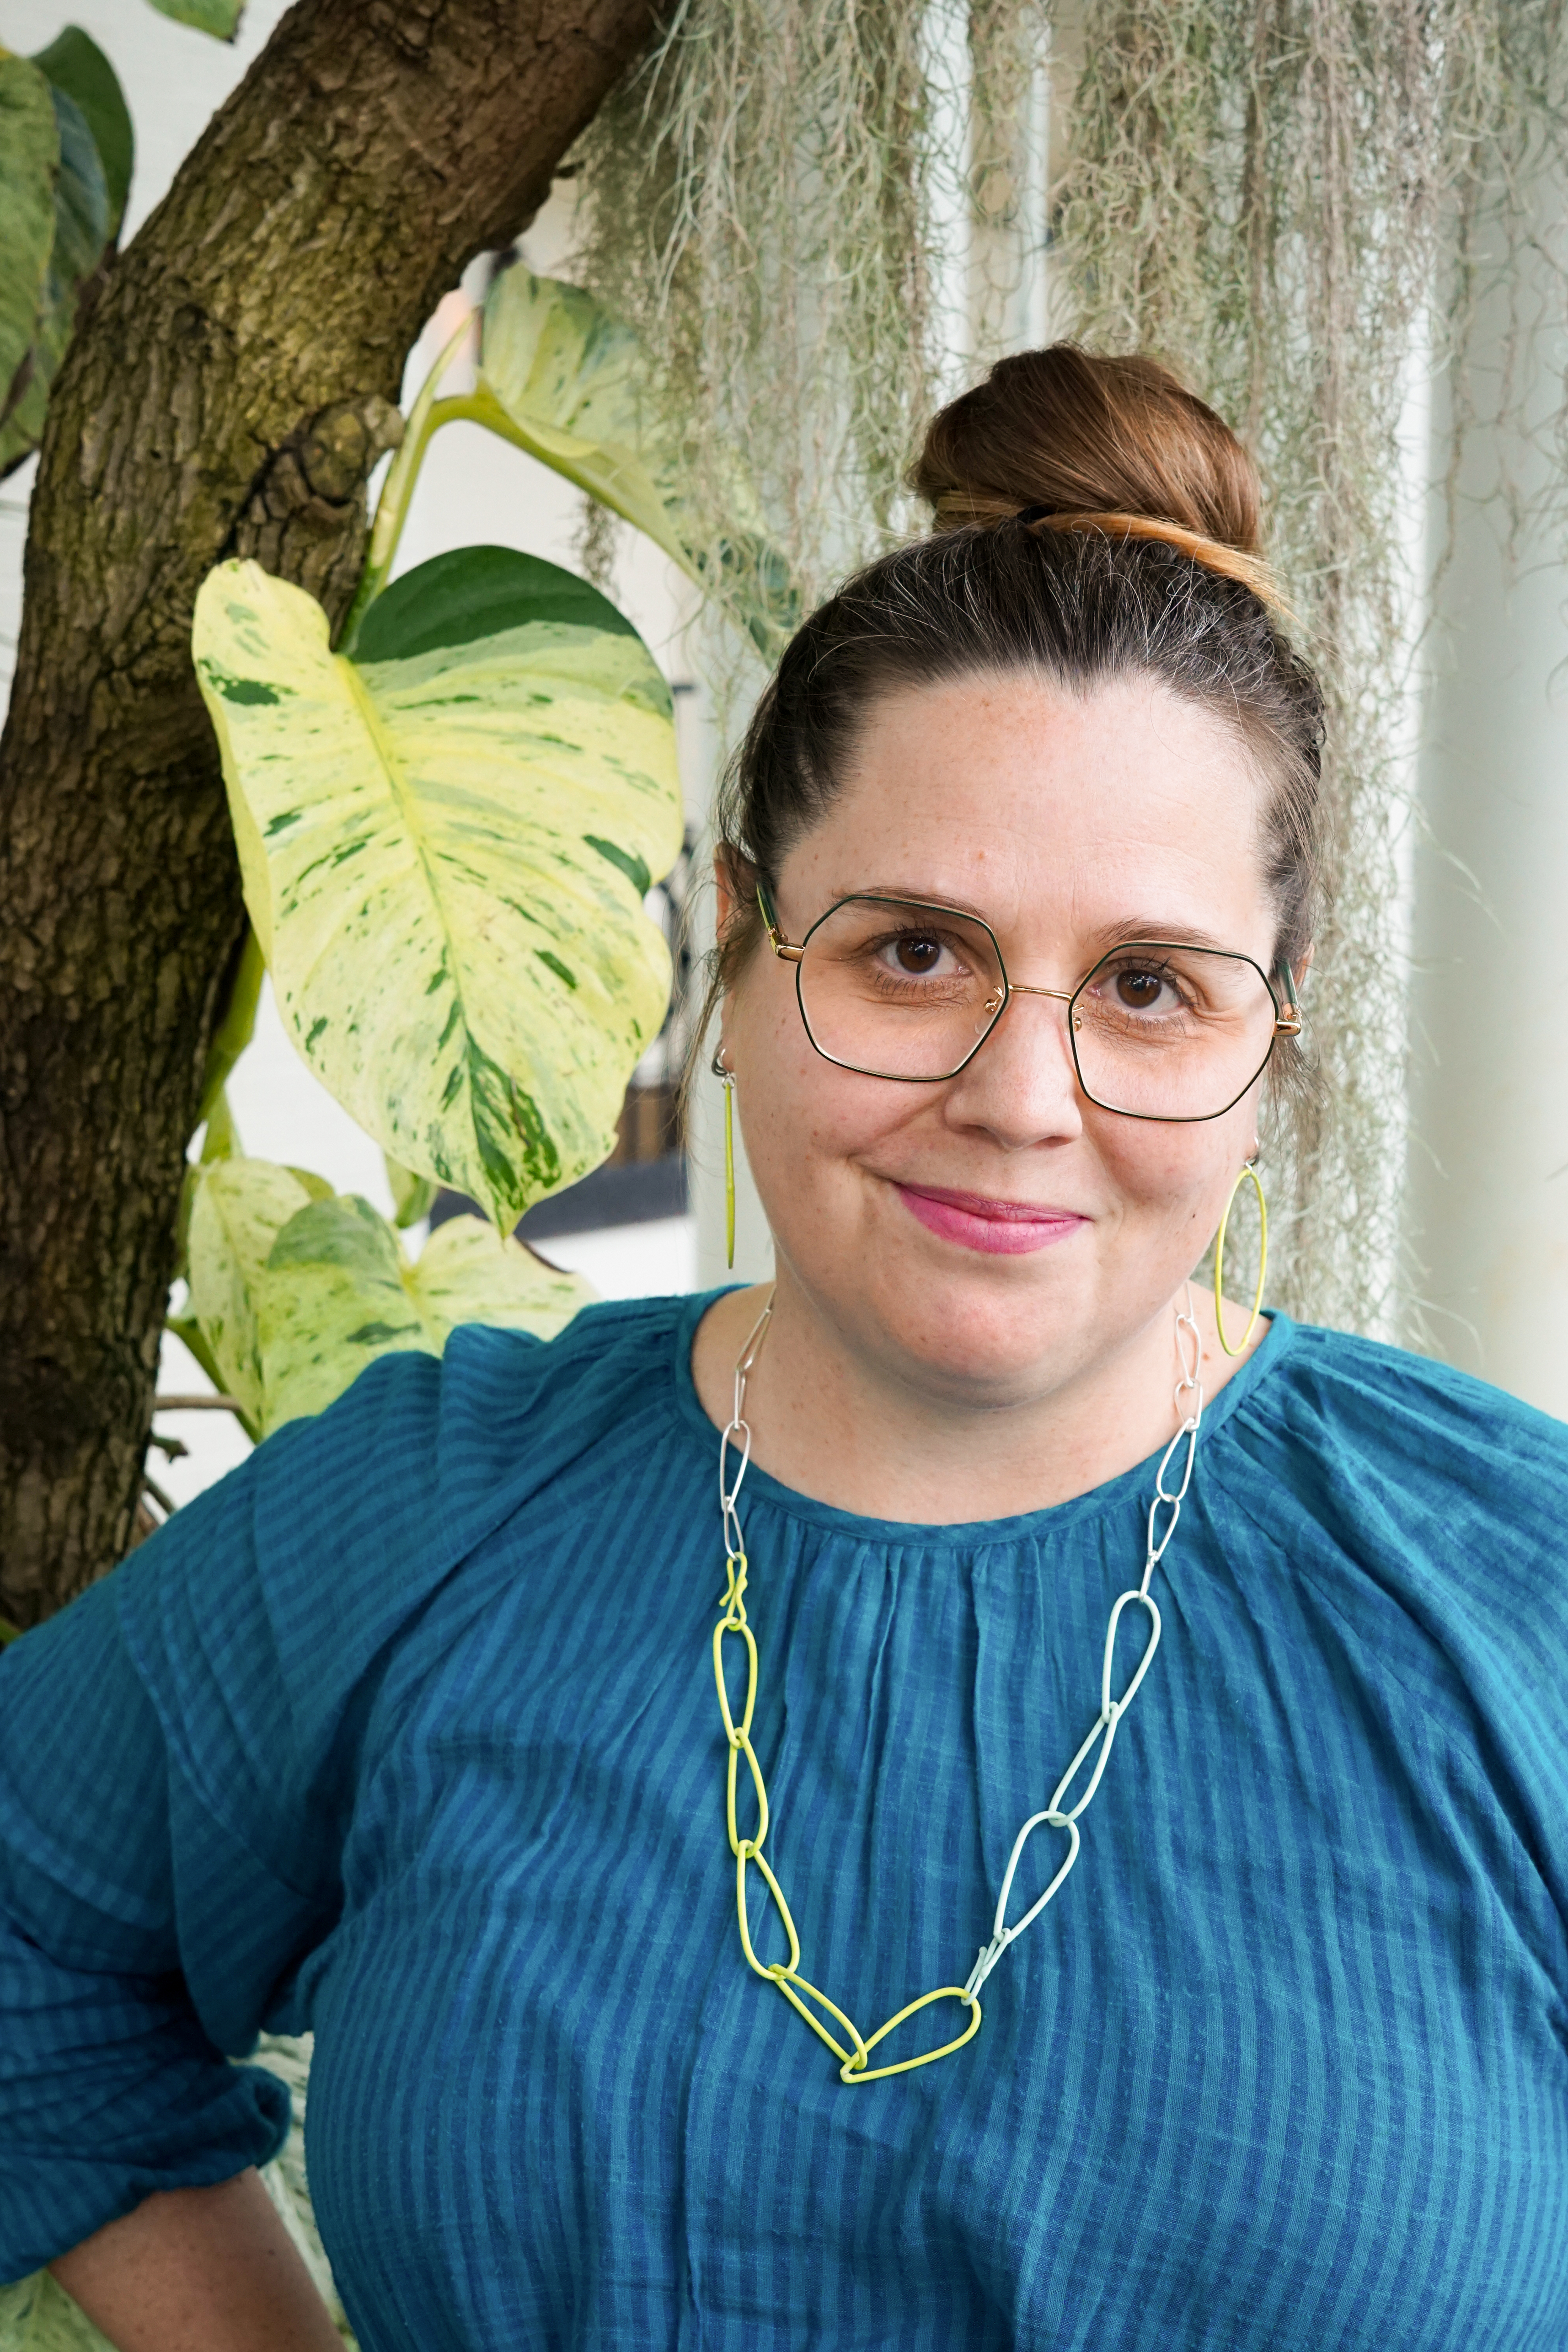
[666,1286,1295,1549]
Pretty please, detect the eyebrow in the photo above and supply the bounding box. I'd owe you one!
[827,885,1238,958]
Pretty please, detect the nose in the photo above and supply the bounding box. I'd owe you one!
[943,984,1085,1146]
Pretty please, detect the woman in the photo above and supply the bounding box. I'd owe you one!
[4,348,1567,2352]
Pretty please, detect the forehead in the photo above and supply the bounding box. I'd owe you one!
[785,669,1274,950]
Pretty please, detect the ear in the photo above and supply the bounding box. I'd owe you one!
[713,844,756,942]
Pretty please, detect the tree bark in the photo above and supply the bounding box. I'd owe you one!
[0,0,658,1626]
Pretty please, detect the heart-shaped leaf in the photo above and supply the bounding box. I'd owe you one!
[0,55,59,415]
[478,266,699,583]
[180,1157,591,1436]
[31,29,132,233]
[192,548,683,1232]
[476,267,799,657]
[0,80,110,476]
[182,1157,317,1425]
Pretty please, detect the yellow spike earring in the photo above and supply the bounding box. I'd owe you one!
[1214,1154,1268,1356]
[712,1048,736,1269]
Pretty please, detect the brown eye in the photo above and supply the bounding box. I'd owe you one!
[894,933,942,975]
[1114,969,1166,1007]
[1115,968,1165,1011]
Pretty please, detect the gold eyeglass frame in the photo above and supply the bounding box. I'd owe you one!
[755,882,1302,1124]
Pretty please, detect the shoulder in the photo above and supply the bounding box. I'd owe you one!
[108,1291,704,1773]
[1235,1318,1568,1517]
[1213,1317,1568,1712]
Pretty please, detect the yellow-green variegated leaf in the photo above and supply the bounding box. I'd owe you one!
[385,1149,438,1229]
[478,266,698,584]
[476,268,799,658]
[179,1157,593,1439]
[408,1211,589,1349]
[192,549,683,1232]
[256,1192,433,1430]
[257,1195,591,1434]
[182,1157,318,1421]
[0,2266,116,2349]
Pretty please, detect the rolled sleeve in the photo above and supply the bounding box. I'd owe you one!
[0,1465,320,2278]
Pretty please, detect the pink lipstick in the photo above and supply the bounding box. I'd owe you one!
[894,1182,1088,1256]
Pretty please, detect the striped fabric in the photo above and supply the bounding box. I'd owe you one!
[3,1294,1568,2349]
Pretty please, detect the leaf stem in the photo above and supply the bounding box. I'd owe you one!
[337,314,482,656]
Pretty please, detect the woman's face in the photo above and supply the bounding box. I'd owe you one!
[719,669,1289,1408]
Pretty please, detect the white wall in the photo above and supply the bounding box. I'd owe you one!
[1406,171,1568,1414]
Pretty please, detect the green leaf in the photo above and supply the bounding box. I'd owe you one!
[353,540,638,662]
[197,926,265,1129]
[478,266,702,586]
[192,551,683,1232]
[183,1157,318,1424]
[385,1151,438,1229]
[31,29,132,233]
[144,0,246,38]
[180,1158,592,1437]
[0,81,110,477]
[476,267,800,657]
[0,54,59,418]
[199,1087,239,1163]
[257,1200,590,1433]
[0,1614,21,1646]
[0,2263,118,2346]
[407,1211,589,1349]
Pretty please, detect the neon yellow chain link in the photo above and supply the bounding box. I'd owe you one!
[708,1288,1205,2086]
[711,1549,981,2084]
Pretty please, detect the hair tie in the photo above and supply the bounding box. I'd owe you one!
[1013,504,1292,620]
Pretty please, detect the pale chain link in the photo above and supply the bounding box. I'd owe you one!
[711,1287,1204,2082]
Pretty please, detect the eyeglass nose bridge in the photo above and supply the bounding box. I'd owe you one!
[983,980,1077,1018]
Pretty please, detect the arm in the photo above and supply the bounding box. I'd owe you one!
[50,2170,343,2352]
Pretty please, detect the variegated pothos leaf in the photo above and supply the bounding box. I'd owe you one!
[181,1157,592,1438]
[478,266,698,583]
[476,268,799,657]
[192,550,683,1231]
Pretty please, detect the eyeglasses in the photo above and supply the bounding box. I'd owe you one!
[755,884,1301,1123]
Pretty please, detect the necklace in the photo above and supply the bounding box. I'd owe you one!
[710,1290,1205,2083]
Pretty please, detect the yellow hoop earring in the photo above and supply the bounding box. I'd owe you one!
[1214,1159,1267,1356]
[713,1052,736,1269]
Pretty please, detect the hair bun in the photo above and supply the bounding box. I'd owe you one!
[910,345,1263,556]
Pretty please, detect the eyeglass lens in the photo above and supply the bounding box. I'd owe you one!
[794,898,1278,1118]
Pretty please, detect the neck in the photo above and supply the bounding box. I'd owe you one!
[690,1268,1262,1524]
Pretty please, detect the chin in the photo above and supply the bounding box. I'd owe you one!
[858,1251,1098,1404]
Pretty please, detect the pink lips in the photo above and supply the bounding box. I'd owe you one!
[894,1181,1088,1256]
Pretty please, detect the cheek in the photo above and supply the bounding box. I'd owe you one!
[1092,1102,1257,1232]
[727,975,924,1187]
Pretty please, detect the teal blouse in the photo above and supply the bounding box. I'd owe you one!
[3,1294,1568,2348]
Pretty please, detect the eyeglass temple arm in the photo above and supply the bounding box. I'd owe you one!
[1274,959,1303,1036]
[756,880,804,963]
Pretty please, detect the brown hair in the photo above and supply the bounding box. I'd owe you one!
[702,344,1323,1076]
